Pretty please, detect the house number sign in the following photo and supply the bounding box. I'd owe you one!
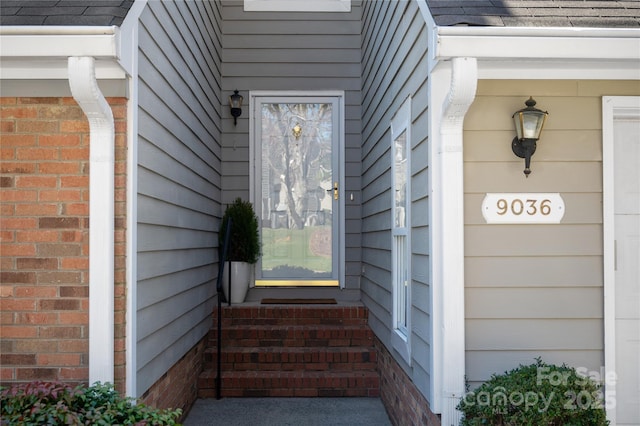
[482,193,565,224]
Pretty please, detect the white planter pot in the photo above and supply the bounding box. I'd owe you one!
[221,261,251,304]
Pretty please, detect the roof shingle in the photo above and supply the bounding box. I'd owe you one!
[0,0,134,26]
[426,0,640,27]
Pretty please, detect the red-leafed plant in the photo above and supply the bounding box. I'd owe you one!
[1,381,182,425]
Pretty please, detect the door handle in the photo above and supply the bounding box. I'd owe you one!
[327,182,339,200]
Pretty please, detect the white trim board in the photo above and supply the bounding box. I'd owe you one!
[602,95,640,426]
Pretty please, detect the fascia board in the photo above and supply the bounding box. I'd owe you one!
[477,59,640,80]
[434,27,640,62]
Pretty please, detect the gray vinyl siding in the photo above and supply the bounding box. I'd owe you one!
[136,1,223,396]
[220,1,362,289]
[463,80,640,390]
[360,0,432,401]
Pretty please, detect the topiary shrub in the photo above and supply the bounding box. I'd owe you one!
[1,381,182,425]
[457,358,609,426]
[219,197,261,264]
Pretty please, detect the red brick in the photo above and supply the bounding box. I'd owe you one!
[1,98,17,105]
[16,147,58,160]
[0,325,38,338]
[0,272,36,284]
[16,368,57,380]
[1,107,37,119]
[2,244,36,256]
[15,176,57,188]
[60,120,89,133]
[39,134,81,147]
[58,312,88,325]
[15,312,58,325]
[39,326,82,339]
[0,354,36,365]
[38,106,84,120]
[37,272,82,285]
[1,120,15,132]
[39,299,80,311]
[14,340,57,353]
[59,286,87,297]
[38,162,81,174]
[39,189,83,202]
[38,353,81,366]
[19,97,59,105]
[17,121,59,133]
[0,162,36,174]
[39,217,80,229]
[60,176,88,188]
[0,176,14,187]
[37,244,81,257]
[15,203,58,216]
[0,230,15,242]
[0,190,38,202]
[16,258,58,270]
[65,203,89,215]
[60,258,88,270]
[14,286,57,298]
[59,367,88,380]
[16,230,59,242]
[1,217,37,229]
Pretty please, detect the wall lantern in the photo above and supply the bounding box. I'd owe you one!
[229,90,243,125]
[511,97,548,177]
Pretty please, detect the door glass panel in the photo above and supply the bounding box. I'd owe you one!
[258,102,335,280]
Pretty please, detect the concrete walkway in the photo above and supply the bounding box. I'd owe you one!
[183,397,392,426]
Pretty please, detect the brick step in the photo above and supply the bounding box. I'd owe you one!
[204,346,377,372]
[207,324,374,348]
[219,305,369,326]
[198,370,380,398]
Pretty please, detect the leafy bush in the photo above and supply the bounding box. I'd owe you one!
[1,381,182,425]
[457,358,609,426]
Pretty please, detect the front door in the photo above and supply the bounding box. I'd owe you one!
[251,93,343,287]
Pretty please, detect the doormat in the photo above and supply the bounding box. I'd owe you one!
[261,298,337,305]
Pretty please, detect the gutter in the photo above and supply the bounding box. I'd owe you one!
[434,26,640,61]
[68,57,116,385]
[0,26,126,79]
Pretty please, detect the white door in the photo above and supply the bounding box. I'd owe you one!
[604,96,640,426]
[251,93,344,287]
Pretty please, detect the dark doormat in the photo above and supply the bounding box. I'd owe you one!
[260,298,337,305]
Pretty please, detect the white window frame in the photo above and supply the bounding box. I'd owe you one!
[244,0,351,12]
[390,97,412,364]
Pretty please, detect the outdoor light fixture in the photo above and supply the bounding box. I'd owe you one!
[511,97,548,177]
[229,90,243,125]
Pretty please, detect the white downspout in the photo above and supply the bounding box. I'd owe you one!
[438,56,477,426]
[68,56,115,385]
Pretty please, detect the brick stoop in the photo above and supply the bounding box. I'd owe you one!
[198,304,380,398]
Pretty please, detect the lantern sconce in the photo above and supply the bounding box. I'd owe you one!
[229,90,243,126]
[511,97,549,177]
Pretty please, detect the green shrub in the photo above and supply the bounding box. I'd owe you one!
[220,197,261,264]
[457,358,609,426]
[1,381,182,425]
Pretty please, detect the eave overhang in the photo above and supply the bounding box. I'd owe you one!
[0,26,127,79]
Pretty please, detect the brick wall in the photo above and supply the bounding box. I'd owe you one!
[0,96,127,391]
[141,337,206,420]
[376,337,441,426]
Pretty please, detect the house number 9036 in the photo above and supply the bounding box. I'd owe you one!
[482,193,565,224]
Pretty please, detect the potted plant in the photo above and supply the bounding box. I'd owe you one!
[219,198,260,303]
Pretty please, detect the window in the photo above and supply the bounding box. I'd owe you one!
[244,0,351,12]
[391,97,411,364]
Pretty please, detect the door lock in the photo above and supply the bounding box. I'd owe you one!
[327,182,339,200]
